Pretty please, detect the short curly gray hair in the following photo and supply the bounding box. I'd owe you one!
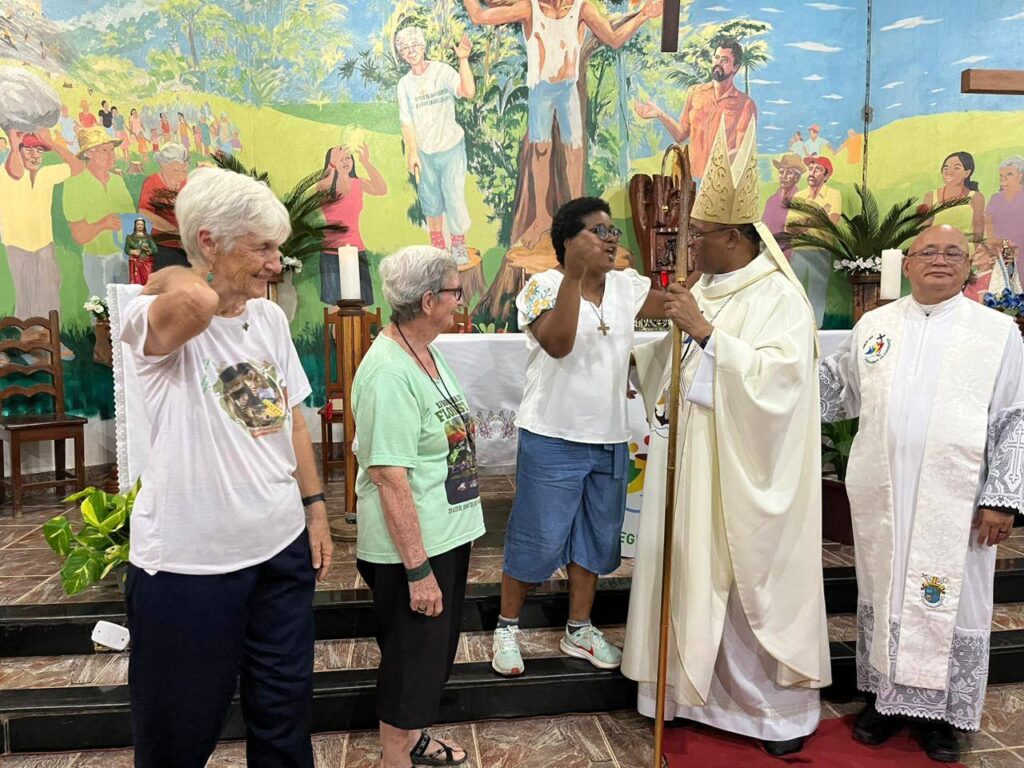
[175,167,290,268]
[379,246,457,325]
[999,155,1024,180]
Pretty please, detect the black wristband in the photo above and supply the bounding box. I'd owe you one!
[301,492,325,507]
[697,329,713,348]
[406,560,432,582]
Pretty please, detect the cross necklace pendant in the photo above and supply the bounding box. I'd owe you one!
[586,301,609,336]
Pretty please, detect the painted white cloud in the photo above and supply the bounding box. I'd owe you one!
[829,121,840,125]
[880,16,942,32]
[786,41,842,53]
[707,5,731,10]
[953,55,990,65]
[803,74,824,81]
[930,88,945,93]
[761,111,778,115]
[748,78,780,85]
[766,99,792,105]
[764,125,784,131]
[881,81,904,90]
[822,93,843,100]
[929,102,938,107]
[805,2,852,9]
[760,6,783,12]
[886,102,902,109]
[1001,11,1024,20]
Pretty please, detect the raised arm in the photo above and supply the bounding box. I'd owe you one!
[463,0,530,26]
[357,143,387,196]
[454,34,475,99]
[581,0,662,50]
[140,266,219,356]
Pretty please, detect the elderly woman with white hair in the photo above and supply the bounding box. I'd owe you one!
[139,141,191,271]
[119,167,333,768]
[986,154,1024,276]
[352,246,484,768]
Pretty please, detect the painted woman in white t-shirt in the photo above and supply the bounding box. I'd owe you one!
[118,167,332,766]
[492,196,671,678]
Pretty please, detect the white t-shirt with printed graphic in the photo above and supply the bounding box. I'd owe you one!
[120,296,313,575]
[397,61,464,155]
[515,267,651,444]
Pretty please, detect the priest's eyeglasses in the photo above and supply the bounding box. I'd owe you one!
[686,225,735,242]
[588,224,623,241]
[907,247,968,264]
[436,287,464,301]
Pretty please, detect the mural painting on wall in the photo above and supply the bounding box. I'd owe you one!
[0,0,1022,417]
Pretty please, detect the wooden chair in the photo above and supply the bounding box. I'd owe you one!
[319,306,380,484]
[444,306,472,334]
[0,311,87,517]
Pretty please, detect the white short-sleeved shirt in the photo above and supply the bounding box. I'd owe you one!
[120,296,313,574]
[397,61,464,155]
[515,267,651,444]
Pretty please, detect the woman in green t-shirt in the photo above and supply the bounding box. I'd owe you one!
[351,245,484,768]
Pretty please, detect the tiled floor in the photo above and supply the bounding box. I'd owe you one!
[3,688,1024,766]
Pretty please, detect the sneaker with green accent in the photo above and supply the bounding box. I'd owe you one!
[492,625,525,677]
[560,625,622,669]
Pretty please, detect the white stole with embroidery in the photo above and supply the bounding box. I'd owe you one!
[846,296,1011,690]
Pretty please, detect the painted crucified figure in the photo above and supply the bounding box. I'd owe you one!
[464,0,662,248]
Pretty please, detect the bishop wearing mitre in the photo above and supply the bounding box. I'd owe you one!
[622,121,832,757]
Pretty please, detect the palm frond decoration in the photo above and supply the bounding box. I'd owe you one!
[786,184,970,265]
[210,153,346,269]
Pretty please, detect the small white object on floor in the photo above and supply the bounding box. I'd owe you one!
[92,620,130,651]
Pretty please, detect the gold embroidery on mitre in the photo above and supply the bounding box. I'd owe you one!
[691,118,761,225]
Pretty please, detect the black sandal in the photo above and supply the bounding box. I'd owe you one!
[410,730,467,766]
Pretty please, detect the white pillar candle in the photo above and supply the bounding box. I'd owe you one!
[879,248,903,300]
[338,246,361,301]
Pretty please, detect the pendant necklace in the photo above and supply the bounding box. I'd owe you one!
[394,323,471,434]
[586,301,610,336]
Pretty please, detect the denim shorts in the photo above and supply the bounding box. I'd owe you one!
[502,429,628,583]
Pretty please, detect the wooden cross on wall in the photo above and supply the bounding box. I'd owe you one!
[661,0,680,52]
[961,69,1024,95]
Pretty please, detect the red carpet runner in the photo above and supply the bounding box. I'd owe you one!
[663,715,968,767]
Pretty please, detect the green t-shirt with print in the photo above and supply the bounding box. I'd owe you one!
[352,334,484,564]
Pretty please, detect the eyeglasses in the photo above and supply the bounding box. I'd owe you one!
[588,224,623,241]
[686,226,735,242]
[436,287,464,301]
[907,247,968,264]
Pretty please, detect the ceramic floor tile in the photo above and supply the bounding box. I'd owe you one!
[206,741,247,766]
[981,685,1024,748]
[963,730,1006,753]
[314,638,354,672]
[0,756,82,767]
[14,573,123,604]
[0,547,61,577]
[823,698,866,718]
[596,710,653,768]
[475,714,613,767]
[0,576,49,604]
[961,750,1024,767]
[0,525,42,548]
[92,652,129,686]
[317,560,360,591]
[0,653,116,690]
[349,638,381,670]
[466,554,505,584]
[827,613,858,642]
[993,604,1024,630]
[72,749,136,767]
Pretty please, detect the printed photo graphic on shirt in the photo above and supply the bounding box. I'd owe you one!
[207,359,289,438]
[434,396,480,506]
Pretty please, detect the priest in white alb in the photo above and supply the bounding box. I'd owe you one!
[819,224,1024,763]
[622,122,831,757]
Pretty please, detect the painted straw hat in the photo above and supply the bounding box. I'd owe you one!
[76,125,122,158]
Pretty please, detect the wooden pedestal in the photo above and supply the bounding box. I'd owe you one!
[848,272,894,324]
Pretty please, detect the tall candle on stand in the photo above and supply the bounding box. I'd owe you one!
[338,246,361,302]
[879,249,903,300]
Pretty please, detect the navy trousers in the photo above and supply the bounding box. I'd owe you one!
[126,531,316,768]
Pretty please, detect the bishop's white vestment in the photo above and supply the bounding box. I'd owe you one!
[820,293,1024,729]
[622,253,831,741]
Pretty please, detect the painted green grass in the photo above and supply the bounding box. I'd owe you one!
[270,102,402,134]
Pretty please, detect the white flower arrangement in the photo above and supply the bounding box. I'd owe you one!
[833,256,881,275]
[83,295,109,321]
[281,255,303,274]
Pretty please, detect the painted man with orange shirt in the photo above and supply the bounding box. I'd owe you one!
[633,39,757,178]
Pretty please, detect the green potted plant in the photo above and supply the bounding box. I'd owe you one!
[786,185,968,322]
[43,480,140,596]
[821,418,857,545]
